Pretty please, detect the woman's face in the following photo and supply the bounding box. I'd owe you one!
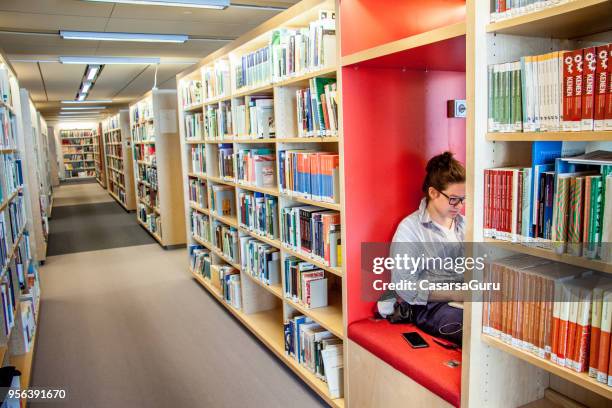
[428,182,466,219]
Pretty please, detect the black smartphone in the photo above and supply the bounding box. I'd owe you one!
[402,332,429,348]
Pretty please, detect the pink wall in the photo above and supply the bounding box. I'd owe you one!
[342,68,466,325]
[340,0,466,57]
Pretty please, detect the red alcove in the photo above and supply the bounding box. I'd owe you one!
[340,0,466,57]
[342,40,467,325]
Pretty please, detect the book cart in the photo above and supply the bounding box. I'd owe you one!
[177,0,343,405]
[129,90,186,248]
[103,111,136,211]
[0,50,43,405]
[60,127,96,179]
[463,1,612,407]
[93,123,106,189]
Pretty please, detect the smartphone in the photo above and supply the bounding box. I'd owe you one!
[402,332,429,348]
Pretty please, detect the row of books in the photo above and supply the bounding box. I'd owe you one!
[189,246,242,308]
[64,154,94,162]
[0,66,13,107]
[482,254,612,386]
[106,144,123,158]
[108,170,125,187]
[0,196,26,269]
[130,99,153,124]
[284,256,328,309]
[0,273,15,337]
[240,237,280,286]
[214,221,239,263]
[270,11,336,82]
[279,150,340,204]
[232,97,274,139]
[209,184,234,218]
[137,166,158,190]
[131,122,155,142]
[297,78,338,137]
[182,63,231,106]
[281,206,341,268]
[0,154,22,203]
[490,0,571,22]
[104,115,120,132]
[238,191,279,240]
[137,184,158,208]
[190,144,206,175]
[62,147,93,154]
[191,212,212,243]
[483,145,612,262]
[217,144,234,179]
[488,44,612,133]
[60,129,94,139]
[61,138,93,146]
[235,148,276,188]
[234,11,336,90]
[188,178,207,208]
[283,314,344,398]
[181,80,203,108]
[134,144,155,163]
[185,112,204,140]
[0,107,17,149]
[203,103,232,140]
[138,207,162,237]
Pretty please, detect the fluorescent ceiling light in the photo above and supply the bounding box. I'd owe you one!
[60,111,102,115]
[60,56,161,65]
[86,66,99,81]
[62,106,106,110]
[61,31,189,43]
[81,82,92,93]
[62,100,112,104]
[84,0,229,9]
[78,94,86,101]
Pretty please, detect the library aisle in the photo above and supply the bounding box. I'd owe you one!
[32,181,324,408]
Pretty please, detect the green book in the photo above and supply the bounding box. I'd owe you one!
[567,176,584,257]
[585,175,602,259]
[488,65,494,131]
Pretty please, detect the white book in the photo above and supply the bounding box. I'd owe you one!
[321,347,344,399]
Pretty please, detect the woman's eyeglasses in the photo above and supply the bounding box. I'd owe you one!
[438,190,466,207]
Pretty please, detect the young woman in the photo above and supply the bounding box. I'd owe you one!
[389,151,466,344]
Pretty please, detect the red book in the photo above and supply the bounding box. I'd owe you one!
[594,45,609,130]
[597,290,612,383]
[581,47,596,130]
[562,50,575,130]
[573,49,584,131]
[606,43,612,131]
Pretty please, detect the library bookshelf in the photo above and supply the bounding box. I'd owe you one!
[463,1,612,407]
[129,90,186,247]
[0,50,43,403]
[60,128,96,179]
[177,0,344,405]
[103,111,136,211]
[18,91,48,262]
[37,115,53,219]
[93,124,106,189]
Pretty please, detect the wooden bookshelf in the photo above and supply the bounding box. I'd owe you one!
[463,1,612,407]
[93,125,107,189]
[191,271,344,408]
[482,334,612,400]
[484,238,612,274]
[103,111,136,211]
[59,128,96,179]
[0,50,43,401]
[130,90,186,247]
[176,0,344,404]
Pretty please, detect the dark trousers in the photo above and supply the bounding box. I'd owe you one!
[409,302,463,345]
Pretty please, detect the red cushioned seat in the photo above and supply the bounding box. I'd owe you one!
[348,318,461,407]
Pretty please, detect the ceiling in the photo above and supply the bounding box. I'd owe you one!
[0,0,299,121]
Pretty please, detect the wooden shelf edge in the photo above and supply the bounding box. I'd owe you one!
[486,0,611,34]
[282,245,343,277]
[192,235,241,270]
[284,296,344,338]
[482,334,612,400]
[190,270,344,408]
[242,269,284,299]
[486,130,612,141]
[137,218,163,246]
[281,192,341,211]
[483,238,612,274]
[341,21,466,67]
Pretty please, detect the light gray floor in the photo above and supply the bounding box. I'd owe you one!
[31,184,325,408]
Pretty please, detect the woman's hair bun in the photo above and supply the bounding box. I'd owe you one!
[426,151,454,173]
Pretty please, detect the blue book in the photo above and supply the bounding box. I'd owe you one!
[529,142,562,238]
